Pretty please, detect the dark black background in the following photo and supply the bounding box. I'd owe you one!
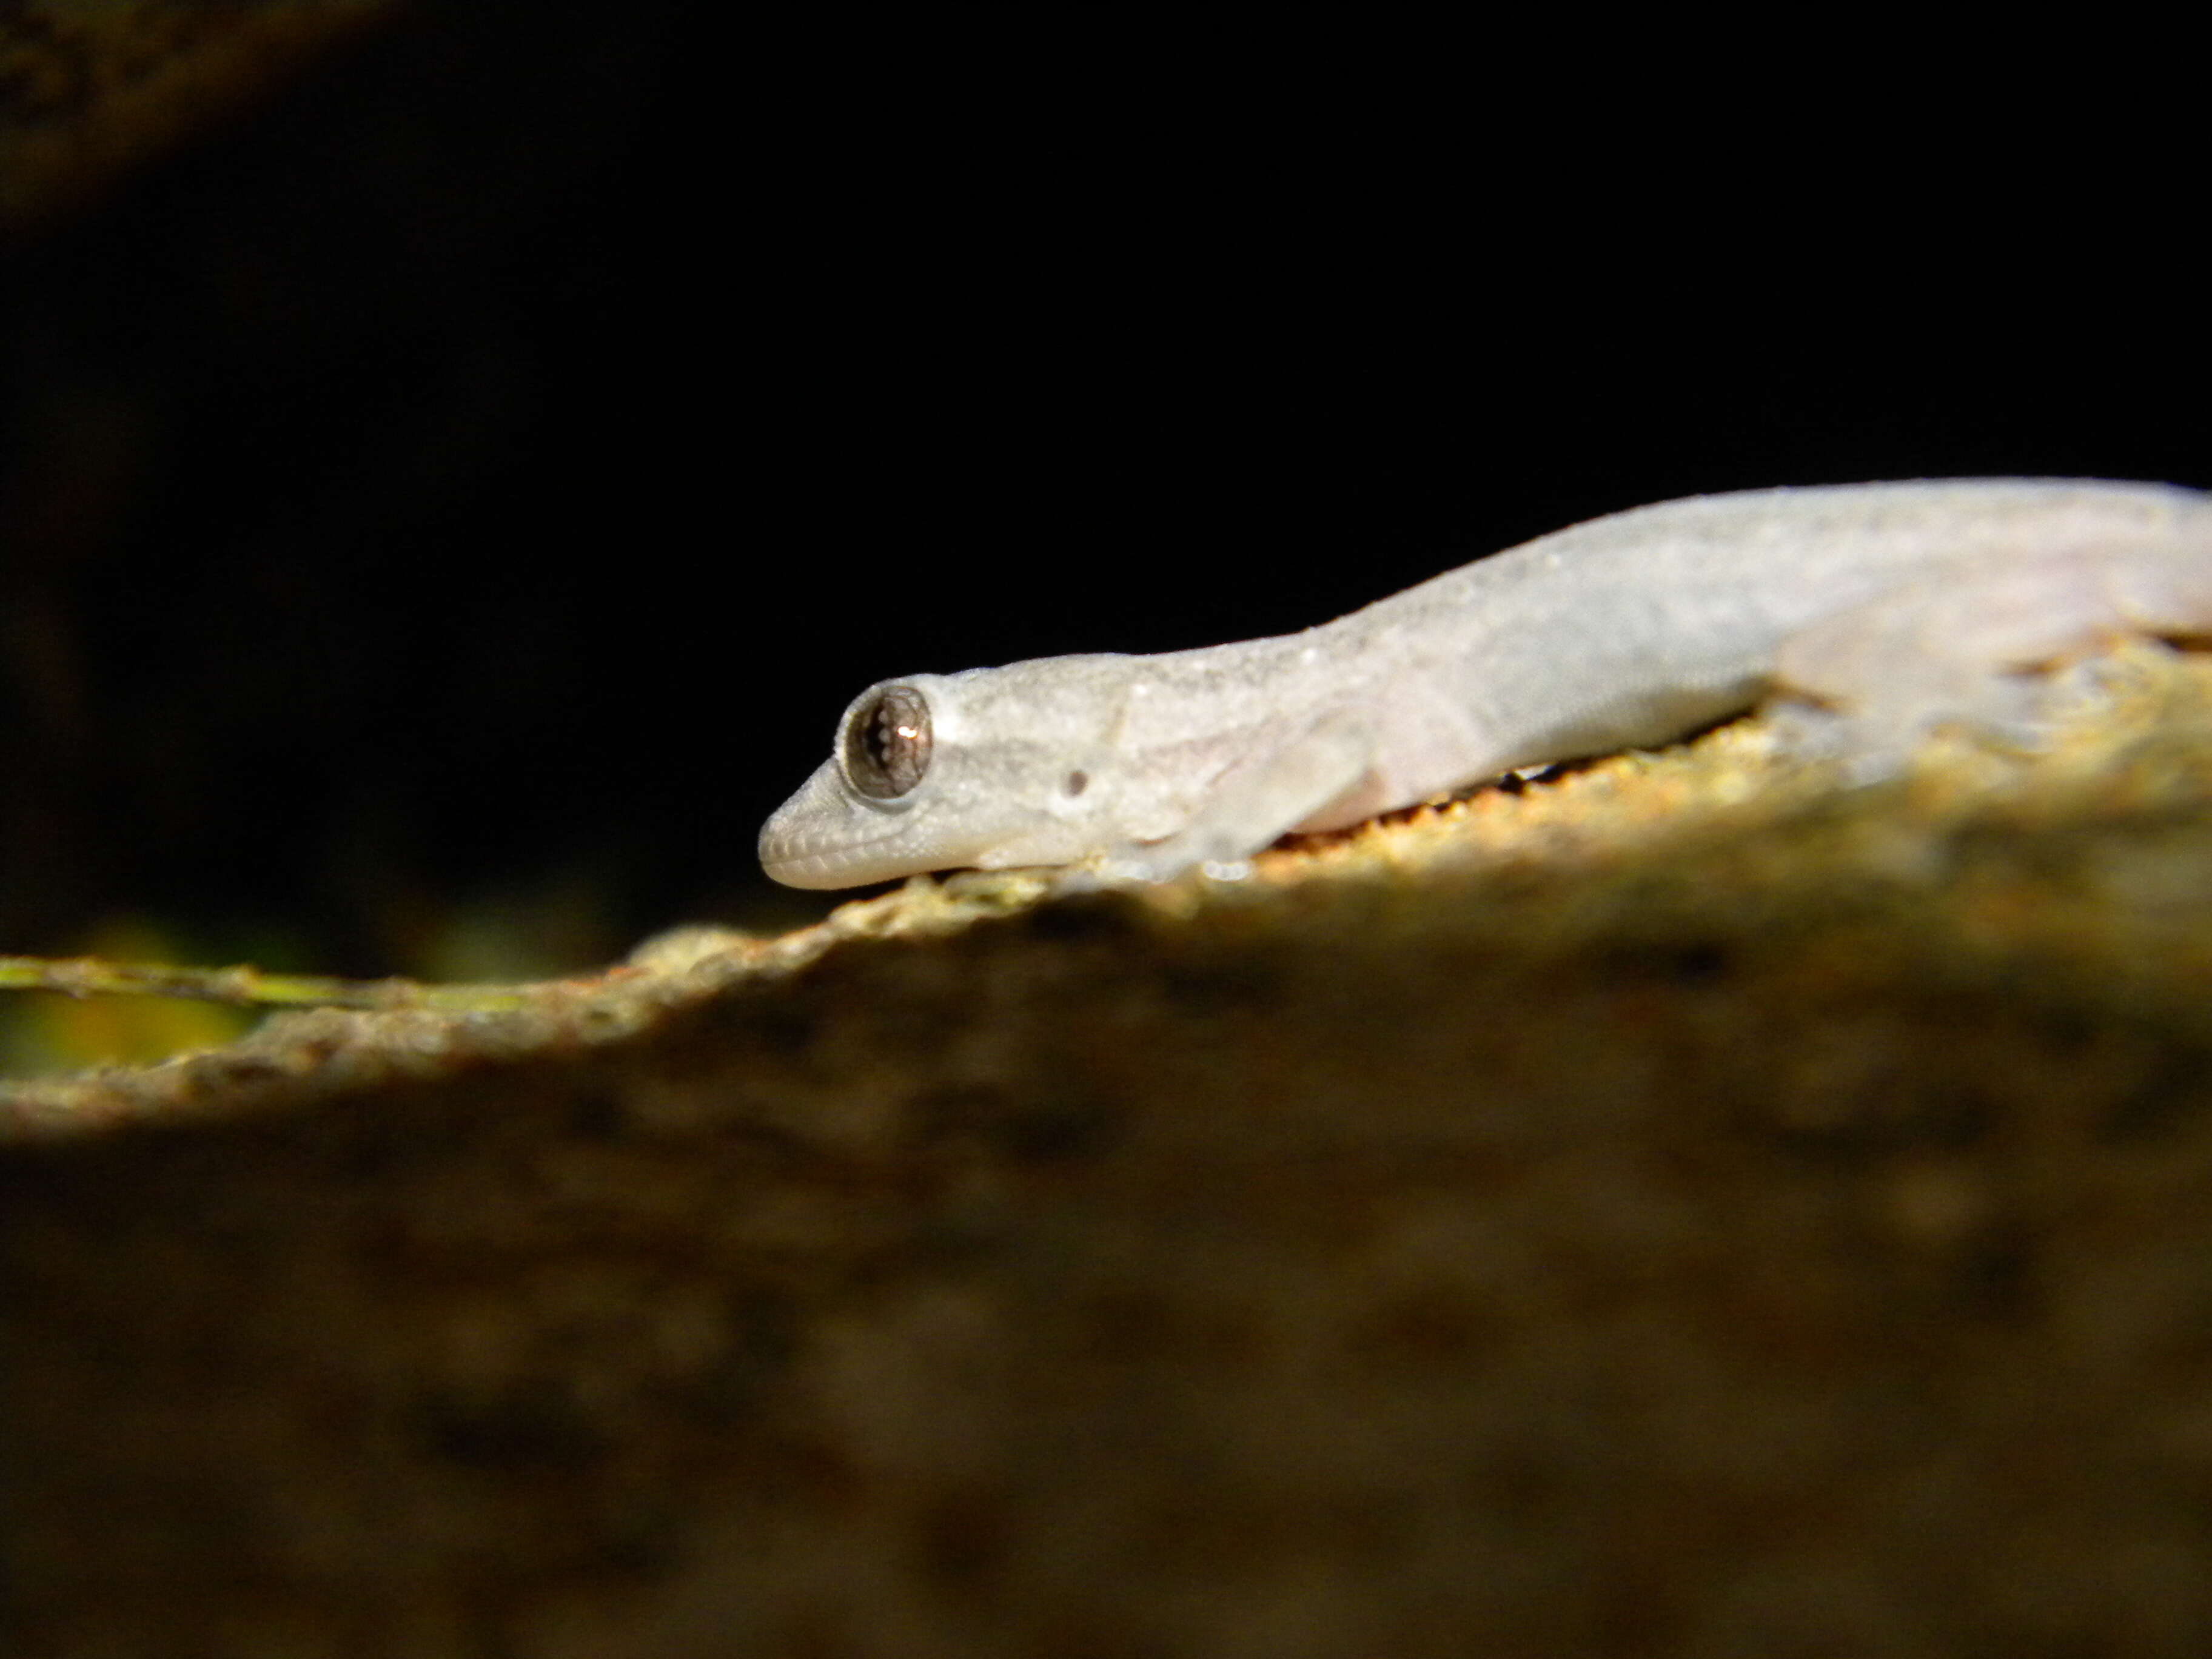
[2,4,2202,974]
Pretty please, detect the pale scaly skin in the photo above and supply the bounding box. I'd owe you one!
[761,480,2212,888]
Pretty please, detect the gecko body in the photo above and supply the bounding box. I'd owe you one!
[761,480,2212,888]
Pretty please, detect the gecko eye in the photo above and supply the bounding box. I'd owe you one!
[842,685,933,799]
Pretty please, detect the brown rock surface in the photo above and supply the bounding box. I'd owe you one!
[8,647,2212,1657]
[1,0,399,236]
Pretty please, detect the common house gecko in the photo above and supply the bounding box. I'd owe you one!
[761,480,2212,888]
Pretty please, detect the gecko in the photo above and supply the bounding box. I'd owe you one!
[760,480,2212,889]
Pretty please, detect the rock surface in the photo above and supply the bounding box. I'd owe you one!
[8,646,2212,1658]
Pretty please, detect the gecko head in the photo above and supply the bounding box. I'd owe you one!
[759,662,1139,888]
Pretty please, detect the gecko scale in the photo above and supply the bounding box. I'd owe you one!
[761,480,2212,888]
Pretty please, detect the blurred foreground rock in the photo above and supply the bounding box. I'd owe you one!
[8,647,2212,1658]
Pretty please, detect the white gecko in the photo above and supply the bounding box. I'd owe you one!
[761,480,2212,889]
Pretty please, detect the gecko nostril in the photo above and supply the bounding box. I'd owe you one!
[1064,770,1088,797]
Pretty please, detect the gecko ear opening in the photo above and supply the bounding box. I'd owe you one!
[842,685,933,799]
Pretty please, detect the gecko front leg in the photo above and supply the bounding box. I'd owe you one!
[1092,707,1384,883]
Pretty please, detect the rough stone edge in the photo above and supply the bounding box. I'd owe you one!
[5,644,2207,1144]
